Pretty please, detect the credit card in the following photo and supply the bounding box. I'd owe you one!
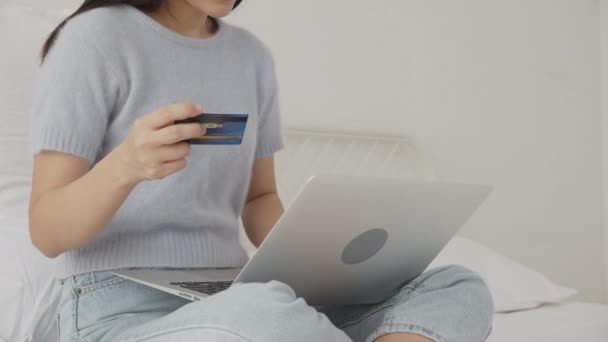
[175,113,248,145]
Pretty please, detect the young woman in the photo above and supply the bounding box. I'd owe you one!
[28,1,494,341]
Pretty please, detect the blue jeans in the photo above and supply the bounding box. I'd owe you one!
[56,265,493,342]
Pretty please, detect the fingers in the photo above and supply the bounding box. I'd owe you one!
[125,103,206,182]
[144,103,203,129]
[145,158,188,180]
[137,143,190,180]
[154,143,191,163]
[152,122,207,145]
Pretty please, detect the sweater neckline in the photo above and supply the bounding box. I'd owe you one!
[125,4,228,48]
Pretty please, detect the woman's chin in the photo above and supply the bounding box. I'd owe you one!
[206,6,236,18]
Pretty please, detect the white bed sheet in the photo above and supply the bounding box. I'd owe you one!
[487,301,608,342]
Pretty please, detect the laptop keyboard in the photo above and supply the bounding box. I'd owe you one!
[170,281,233,296]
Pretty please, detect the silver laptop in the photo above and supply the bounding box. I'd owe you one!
[113,174,491,305]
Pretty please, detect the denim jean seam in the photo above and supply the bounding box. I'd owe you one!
[70,284,80,341]
[396,272,430,296]
[379,292,433,329]
[401,284,416,292]
[76,277,127,295]
[73,271,112,286]
[484,325,493,340]
[335,301,396,329]
[56,313,61,342]
[77,316,134,342]
[71,279,134,337]
[366,323,448,342]
[336,282,422,329]
[120,324,254,342]
[403,277,428,292]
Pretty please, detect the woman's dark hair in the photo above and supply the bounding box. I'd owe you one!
[40,0,242,62]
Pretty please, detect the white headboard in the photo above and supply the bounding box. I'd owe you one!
[275,129,435,205]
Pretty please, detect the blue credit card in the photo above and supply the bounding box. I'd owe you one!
[175,113,248,145]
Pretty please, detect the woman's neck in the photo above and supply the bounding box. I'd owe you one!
[147,0,217,39]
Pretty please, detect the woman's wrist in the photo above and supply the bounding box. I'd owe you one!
[96,144,142,190]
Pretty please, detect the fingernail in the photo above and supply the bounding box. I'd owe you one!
[194,104,203,112]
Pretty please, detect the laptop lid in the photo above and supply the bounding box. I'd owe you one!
[234,174,491,305]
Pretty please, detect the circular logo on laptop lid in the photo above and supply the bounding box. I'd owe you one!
[341,228,389,265]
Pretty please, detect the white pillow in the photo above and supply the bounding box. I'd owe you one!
[0,3,69,180]
[0,230,28,342]
[427,236,577,312]
[0,226,57,342]
[0,4,70,342]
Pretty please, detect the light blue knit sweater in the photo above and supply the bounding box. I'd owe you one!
[29,4,284,278]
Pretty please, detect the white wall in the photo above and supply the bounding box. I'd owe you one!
[39,0,607,302]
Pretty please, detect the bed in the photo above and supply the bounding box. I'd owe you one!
[1,2,608,342]
[2,129,607,342]
[489,302,608,341]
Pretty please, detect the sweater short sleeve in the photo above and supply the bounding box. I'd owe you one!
[29,24,122,165]
[254,45,285,160]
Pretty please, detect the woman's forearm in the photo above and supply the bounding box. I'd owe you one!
[29,148,138,258]
[29,104,207,258]
[241,192,284,247]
